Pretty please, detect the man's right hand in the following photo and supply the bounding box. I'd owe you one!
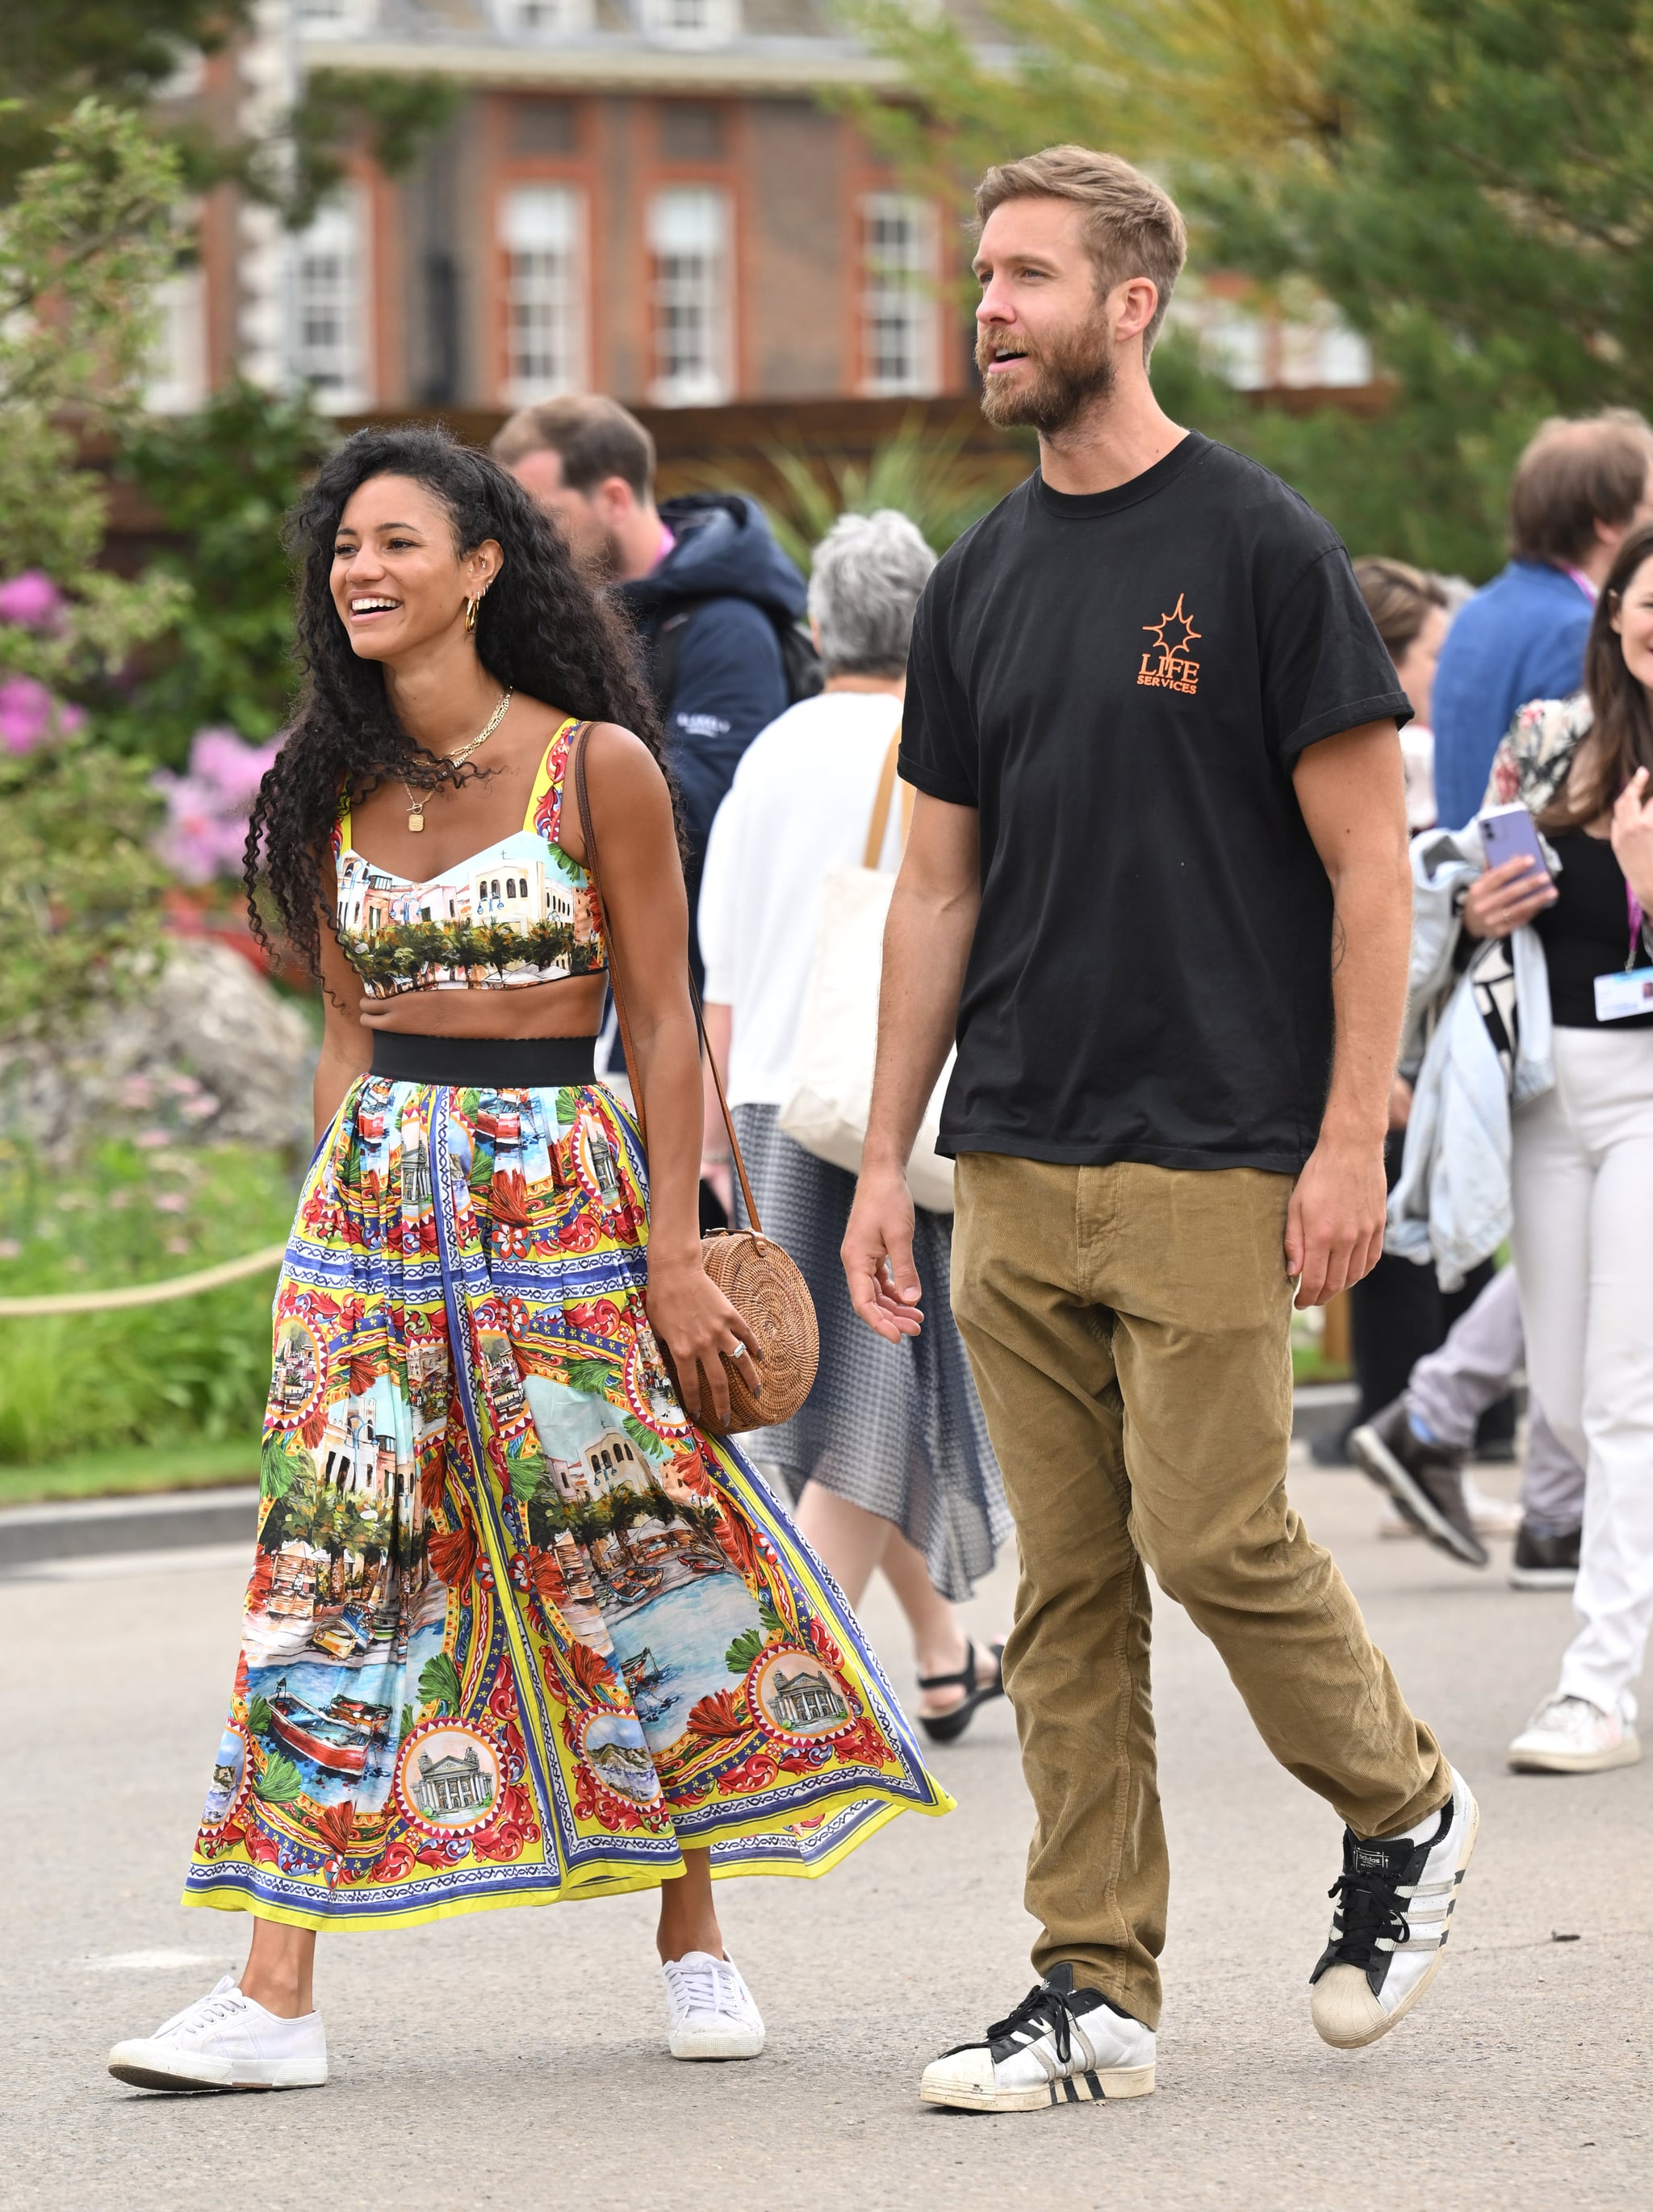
[1459,853,1557,939]
[842,1163,927,1343]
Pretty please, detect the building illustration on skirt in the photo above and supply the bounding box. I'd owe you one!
[412,1743,496,1819]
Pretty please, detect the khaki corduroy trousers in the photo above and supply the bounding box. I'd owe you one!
[950,1153,1450,2030]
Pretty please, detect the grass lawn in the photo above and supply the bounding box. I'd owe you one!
[0,1435,260,1508]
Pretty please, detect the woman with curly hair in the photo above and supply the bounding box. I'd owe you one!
[107,426,949,2095]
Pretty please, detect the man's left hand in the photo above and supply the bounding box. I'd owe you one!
[1284,1130,1387,1308]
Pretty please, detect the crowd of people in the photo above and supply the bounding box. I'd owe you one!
[101,140,1651,2118]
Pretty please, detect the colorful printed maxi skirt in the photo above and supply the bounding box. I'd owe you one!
[185,1073,952,1930]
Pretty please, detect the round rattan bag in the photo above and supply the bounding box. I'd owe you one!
[569,722,819,1439]
[663,1227,820,1437]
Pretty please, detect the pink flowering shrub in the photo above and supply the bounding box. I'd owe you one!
[0,572,86,752]
[153,727,278,885]
[0,570,64,632]
[0,673,86,754]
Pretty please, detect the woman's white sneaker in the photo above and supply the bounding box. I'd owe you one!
[920,1966,1156,2112]
[1309,1766,1479,2050]
[107,1975,328,2092]
[1508,1694,1641,1774]
[659,1951,765,2059]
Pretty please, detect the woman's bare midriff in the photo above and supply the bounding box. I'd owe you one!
[356,970,607,1040]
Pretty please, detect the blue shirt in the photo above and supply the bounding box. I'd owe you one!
[1431,560,1592,829]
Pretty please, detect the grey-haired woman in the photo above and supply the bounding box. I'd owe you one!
[699,511,1009,1740]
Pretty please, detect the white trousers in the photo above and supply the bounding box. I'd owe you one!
[1511,1026,1653,1717]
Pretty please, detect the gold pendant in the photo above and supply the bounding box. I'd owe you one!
[407,806,424,832]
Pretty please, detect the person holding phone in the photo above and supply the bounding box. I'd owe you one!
[1460,523,1653,1773]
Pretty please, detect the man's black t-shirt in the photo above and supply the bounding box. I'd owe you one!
[900,432,1411,1173]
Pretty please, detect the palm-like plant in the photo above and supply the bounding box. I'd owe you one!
[689,415,1019,573]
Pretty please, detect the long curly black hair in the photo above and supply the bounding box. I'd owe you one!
[245,423,666,978]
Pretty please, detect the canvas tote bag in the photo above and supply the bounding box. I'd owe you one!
[779,729,956,1214]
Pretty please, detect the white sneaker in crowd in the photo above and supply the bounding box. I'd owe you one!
[920,1965,1156,2111]
[659,1951,765,2059]
[107,1975,328,2092]
[1507,1694,1642,1774]
[1310,1766,1479,2050]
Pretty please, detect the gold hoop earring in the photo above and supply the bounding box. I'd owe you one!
[464,595,479,635]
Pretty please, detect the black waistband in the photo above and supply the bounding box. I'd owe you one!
[369,1032,597,1088]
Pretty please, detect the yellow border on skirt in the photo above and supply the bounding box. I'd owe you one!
[181,1795,930,1933]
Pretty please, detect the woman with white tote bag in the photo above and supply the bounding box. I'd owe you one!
[699,512,1009,1742]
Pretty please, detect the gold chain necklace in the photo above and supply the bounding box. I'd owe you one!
[402,688,513,832]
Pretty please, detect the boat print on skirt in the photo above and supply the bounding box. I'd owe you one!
[186,1071,952,1929]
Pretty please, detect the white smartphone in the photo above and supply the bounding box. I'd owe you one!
[1477,802,1551,878]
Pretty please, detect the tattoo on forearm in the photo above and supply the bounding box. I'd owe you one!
[1331,914,1347,974]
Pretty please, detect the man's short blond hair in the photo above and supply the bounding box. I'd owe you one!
[975,145,1187,358]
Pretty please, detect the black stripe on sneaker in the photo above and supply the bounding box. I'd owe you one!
[1085,2071,1104,2099]
[1063,2077,1079,2103]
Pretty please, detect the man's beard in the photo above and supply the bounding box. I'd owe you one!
[585,528,626,585]
[976,316,1117,434]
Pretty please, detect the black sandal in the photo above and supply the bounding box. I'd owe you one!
[915,1639,1006,1745]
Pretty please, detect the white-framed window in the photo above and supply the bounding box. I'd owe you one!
[640,0,739,48]
[146,263,208,415]
[1199,309,1267,390]
[500,184,588,403]
[859,193,939,396]
[295,0,376,32]
[647,186,732,406]
[493,0,593,35]
[291,192,370,411]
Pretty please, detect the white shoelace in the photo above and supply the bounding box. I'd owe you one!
[153,1975,250,2042]
[666,1954,746,2022]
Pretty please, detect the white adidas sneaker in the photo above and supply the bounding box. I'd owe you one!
[1310,1766,1479,2050]
[920,1966,1157,2112]
[107,1975,328,2092]
[1508,1693,1642,1774]
[659,1951,765,2059]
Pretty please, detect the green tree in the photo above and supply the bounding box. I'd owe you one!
[1187,0,1653,574]
[111,381,337,764]
[0,103,187,702]
[0,2,253,200]
[1,3,461,231]
[844,0,1345,196]
[0,104,188,1037]
[848,0,1650,578]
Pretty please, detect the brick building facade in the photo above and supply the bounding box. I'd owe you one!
[153,0,982,417]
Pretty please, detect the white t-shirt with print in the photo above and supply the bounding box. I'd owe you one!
[698,689,906,1108]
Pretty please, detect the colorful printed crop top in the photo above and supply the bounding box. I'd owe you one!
[333,715,609,998]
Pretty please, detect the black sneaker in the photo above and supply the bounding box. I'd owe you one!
[1508,1521,1581,1591]
[919,1965,1156,2111]
[1348,1398,1488,1567]
[1310,1767,1479,2049]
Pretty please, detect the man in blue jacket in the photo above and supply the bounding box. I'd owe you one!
[1431,408,1653,828]
[493,395,808,974]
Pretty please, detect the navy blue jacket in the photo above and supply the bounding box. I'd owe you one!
[1431,560,1593,830]
[617,495,806,970]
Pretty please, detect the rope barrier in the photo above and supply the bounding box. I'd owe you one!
[0,1242,287,1317]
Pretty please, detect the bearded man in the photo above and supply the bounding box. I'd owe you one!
[841,145,1478,2109]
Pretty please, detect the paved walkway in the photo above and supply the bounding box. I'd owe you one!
[5,1456,1649,2211]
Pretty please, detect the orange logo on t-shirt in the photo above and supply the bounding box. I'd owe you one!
[1137,594,1202,694]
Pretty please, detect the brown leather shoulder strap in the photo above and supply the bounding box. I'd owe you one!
[572,721,762,1233]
